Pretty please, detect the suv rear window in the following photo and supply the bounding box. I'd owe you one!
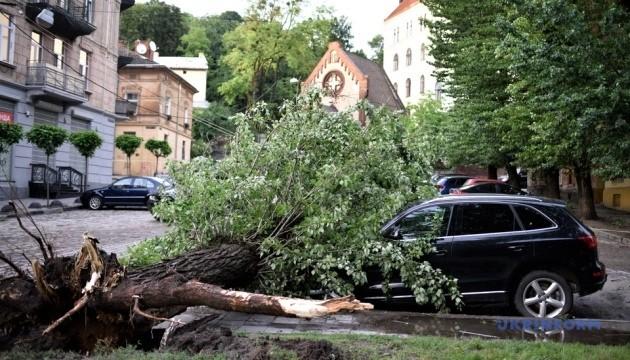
[455,203,519,235]
[514,205,554,230]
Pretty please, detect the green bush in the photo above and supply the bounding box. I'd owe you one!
[127,93,461,310]
[0,122,23,154]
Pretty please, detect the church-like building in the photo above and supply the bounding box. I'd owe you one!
[302,42,404,124]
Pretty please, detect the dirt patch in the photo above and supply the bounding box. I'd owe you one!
[164,315,344,359]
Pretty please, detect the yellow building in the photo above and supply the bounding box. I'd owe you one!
[603,179,630,212]
[114,47,197,177]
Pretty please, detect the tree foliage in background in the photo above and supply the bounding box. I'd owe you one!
[499,0,630,219]
[368,34,384,65]
[120,0,188,56]
[0,123,22,154]
[127,93,461,311]
[69,131,103,189]
[115,134,143,176]
[145,139,172,176]
[425,0,518,181]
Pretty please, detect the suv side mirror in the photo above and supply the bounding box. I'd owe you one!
[384,226,402,240]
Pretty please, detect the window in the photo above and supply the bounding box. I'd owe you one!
[84,0,94,22]
[181,140,186,160]
[514,205,554,230]
[53,38,64,69]
[123,131,136,136]
[164,96,172,116]
[79,50,89,78]
[419,75,425,94]
[0,12,15,64]
[456,203,519,235]
[163,134,168,142]
[436,82,443,101]
[393,82,398,93]
[397,205,451,239]
[498,184,520,194]
[184,107,189,126]
[612,194,621,208]
[406,48,412,66]
[420,43,426,62]
[30,31,42,63]
[466,183,497,193]
[393,54,399,71]
[405,78,411,98]
[112,178,134,189]
[125,92,138,114]
[133,178,155,189]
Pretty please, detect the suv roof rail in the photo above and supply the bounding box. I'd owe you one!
[423,194,566,206]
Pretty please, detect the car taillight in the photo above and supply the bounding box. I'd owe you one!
[578,234,598,250]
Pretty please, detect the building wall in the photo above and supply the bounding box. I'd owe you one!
[0,1,123,199]
[170,68,207,109]
[307,57,363,121]
[603,179,630,212]
[383,2,445,107]
[116,67,194,176]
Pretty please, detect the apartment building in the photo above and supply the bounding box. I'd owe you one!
[383,0,447,107]
[115,44,197,177]
[0,0,134,199]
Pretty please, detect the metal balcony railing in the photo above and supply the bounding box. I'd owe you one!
[25,0,96,39]
[26,62,86,98]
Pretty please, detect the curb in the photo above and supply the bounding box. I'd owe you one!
[594,229,630,246]
[0,204,83,221]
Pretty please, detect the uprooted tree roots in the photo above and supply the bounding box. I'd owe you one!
[0,230,373,352]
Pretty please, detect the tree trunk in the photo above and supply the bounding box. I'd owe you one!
[84,156,89,192]
[506,165,520,189]
[541,167,561,199]
[45,155,50,207]
[155,156,159,176]
[487,165,498,180]
[574,165,598,220]
[127,155,131,176]
[0,242,372,352]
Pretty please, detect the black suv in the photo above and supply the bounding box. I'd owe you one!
[358,195,606,318]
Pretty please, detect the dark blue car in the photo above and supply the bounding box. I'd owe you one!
[435,176,470,195]
[80,176,173,210]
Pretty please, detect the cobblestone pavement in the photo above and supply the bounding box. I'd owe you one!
[0,209,168,277]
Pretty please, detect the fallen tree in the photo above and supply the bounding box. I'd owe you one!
[0,227,372,352]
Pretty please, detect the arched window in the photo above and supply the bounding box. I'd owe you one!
[420,43,426,62]
[419,75,425,94]
[393,54,399,71]
[405,78,411,98]
[406,48,412,66]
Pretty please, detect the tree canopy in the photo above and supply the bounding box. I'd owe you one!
[25,125,67,158]
[120,0,188,56]
[0,123,22,154]
[69,131,103,159]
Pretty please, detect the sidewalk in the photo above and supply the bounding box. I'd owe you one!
[155,307,630,347]
[0,196,82,220]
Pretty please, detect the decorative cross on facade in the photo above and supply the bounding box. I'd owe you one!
[323,71,345,97]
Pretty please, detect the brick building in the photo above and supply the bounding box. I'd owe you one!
[115,45,196,176]
[0,0,134,199]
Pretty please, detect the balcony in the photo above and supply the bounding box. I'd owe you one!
[25,0,96,40]
[26,62,87,104]
[115,99,137,116]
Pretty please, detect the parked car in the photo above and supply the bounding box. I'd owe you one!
[462,178,499,187]
[356,195,606,318]
[431,173,466,185]
[435,176,471,195]
[450,182,527,195]
[80,176,173,210]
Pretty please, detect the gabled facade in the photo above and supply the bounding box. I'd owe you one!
[383,0,446,107]
[115,53,197,176]
[302,41,403,123]
[155,53,209,109]
[0,0,133,200]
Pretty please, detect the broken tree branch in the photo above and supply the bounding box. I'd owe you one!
[0,250,29,279]
[132,295,183,325]
[9,201,52,261]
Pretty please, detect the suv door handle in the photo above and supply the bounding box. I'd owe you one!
[434,249,448,256]
[508,245,525,252]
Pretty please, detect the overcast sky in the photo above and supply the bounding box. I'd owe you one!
[138,0,401,55]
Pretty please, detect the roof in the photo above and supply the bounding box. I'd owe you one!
[385,0,422,22]
[423,194,567,206]
[119,55,199,94]
[156,55,208,70]
[346,53,405,110]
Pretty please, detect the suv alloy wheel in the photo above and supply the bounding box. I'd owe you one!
[514,270,573,318]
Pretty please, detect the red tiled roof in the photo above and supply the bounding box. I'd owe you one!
[384,0,422,22]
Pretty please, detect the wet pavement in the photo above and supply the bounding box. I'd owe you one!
[157,307,630,346]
